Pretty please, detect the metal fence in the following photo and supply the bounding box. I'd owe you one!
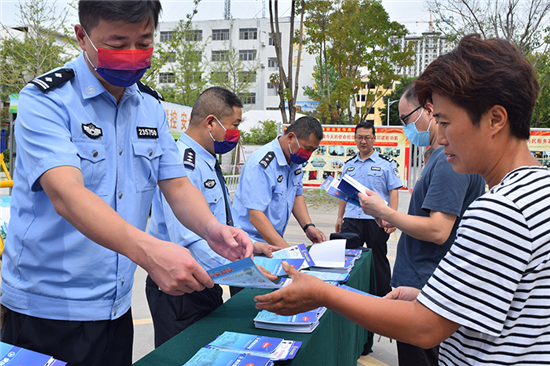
[225,174,240,197]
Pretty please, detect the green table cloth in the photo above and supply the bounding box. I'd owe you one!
[133,249,375,366]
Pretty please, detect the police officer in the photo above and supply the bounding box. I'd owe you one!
[335,122,402,297]
[146,87,278,348]
[0,2,252,365]
[233,116,326,248]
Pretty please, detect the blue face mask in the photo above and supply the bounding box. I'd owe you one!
[209,116,240,154]
[403,108,432,147]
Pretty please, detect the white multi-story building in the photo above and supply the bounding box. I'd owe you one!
[391,31,453,77]
[156,17,317,111]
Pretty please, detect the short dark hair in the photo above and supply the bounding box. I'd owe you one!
[402,84,420,108]
[189,87,243,126]
[415,34,539,140]
[355,122,375,138]
[284,116,323,141]
[79,0,162,33]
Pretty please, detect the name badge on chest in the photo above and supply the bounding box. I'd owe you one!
[136,127,159,139]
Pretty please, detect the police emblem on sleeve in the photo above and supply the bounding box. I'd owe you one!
[393,168,400,177]
[183,148,195,169]
[259,152,275,168]
[277,175,283,183]
[82,123,102,139]
[204,179,216,189]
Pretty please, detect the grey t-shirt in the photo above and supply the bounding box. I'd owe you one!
[391,147,485,289]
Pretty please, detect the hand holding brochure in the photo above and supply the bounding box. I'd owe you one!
[207,257,283,288]
[253,257,305,276]
[320,176,360,207]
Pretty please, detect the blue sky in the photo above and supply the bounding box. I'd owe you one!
[0,0,432,34]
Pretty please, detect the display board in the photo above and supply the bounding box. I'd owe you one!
[163,101,192,140]
[529,129,550,168]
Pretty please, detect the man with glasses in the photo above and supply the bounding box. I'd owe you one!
[358,85,485,366]
[335,122,402,297]
[233,116,326,248]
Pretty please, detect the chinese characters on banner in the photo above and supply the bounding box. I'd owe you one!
[528,130,550,168]
[287,126,411,189]
[162,101,193,140]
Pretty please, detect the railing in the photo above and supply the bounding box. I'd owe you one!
[225,174,240,196]
[0,152,12,188]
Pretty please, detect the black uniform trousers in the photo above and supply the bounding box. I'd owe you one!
[397,340,439,366]
[341,217,392,297]
[1,306,133,366]
[145,275,224,348]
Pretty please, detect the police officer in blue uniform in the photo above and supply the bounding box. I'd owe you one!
[335,122,402,297]
[233,116,326,248]
[146,87,278,348]
[0,3,252,365]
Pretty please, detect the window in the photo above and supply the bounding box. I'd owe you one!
[211,71,229,82]
[239,49,256,61]
[239,71,256,83]
[239,93,256,104]
[268,32,281,46]
[366,107,375,115]
[268,58,279,68]
[212,29,229,41]
[356,94,366,102]
[159,72,175,83]
[166,52,176,63]
[211,50,229,61]
[160,31,173,42]
[239,28,257,40]
[185,30,203,41]
[267,82,275,89]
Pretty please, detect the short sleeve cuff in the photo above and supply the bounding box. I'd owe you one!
[158,163,186,181]
[29,153,81,191]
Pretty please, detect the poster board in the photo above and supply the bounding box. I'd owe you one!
[528,129,550,168]
[163,101,192,140]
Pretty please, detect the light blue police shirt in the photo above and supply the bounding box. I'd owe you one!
[147,133,233,270]
[343,151,403,219]
[232,138,303,242]
[0,52,185,321]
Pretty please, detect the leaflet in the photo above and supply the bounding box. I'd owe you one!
[0,342,67,365]
[205,332,301,361]
[207,257,284,289]
[183,347,273,366]
[300,270,350,283]
[253,257,305,276]
[320,176,360,207]
[308,239,345,268]
[254,310,320,333]
[271,243,316,268]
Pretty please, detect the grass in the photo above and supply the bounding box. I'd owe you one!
[302,188,340,212]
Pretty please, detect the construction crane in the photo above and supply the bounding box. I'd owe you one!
[401,12,449,32]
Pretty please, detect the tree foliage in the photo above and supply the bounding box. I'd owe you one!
[378,75,416,126]
[208,47,260,99]
[241,120,278,145]
[0,0,77,102]
[302,0,415,125]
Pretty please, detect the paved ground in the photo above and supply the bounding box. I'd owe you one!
[131,190,411,365]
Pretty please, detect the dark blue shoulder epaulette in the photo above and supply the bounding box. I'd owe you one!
[379,154,395,163]
[259,151,275,168]
[345,154,357,163]
[137,81,164,101]
[29,68,74,93]
[183,148,195,169]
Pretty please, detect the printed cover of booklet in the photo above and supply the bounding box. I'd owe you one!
[207,257,284,288]
[0,342,67,365]
[271,243,316,268]
[182,347,274,366]
[252,257,305,276]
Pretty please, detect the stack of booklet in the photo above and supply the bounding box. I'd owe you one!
[271,243,316,269]
[254,307,327,333]
[345,248,362,259]
[184,332,301,365]
[0,342,67,365]
[320,174,388,206]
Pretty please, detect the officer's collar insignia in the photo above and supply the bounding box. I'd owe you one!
[371,166,381,171]
[347,167,355,171]
[294,168,302,176]
[259,151,275,168]
[277,175,283,183]
[85,85,96,94]
[82,123,102,139]
[183,148,195,169]
[204,179,216,189]
[29,68,74,93]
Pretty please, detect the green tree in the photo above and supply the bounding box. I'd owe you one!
[0,0,77,103]
[208,47,260,99]
[531,52,550,128]
[378,75,415,126]
[302,0,414,124]
[241,120,278,145]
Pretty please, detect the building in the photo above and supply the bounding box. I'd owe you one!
[355,80,398,126]
[391,31,453,77]
[156,17,317,112]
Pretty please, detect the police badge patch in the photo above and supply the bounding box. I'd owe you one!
[82,123,102,139]
[393,168,400,177]
[204,179,216,189]
[277,175,283,183]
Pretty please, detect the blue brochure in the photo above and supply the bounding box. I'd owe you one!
[272,243,316,268]
[253,257,305,276]
[0,342,67,365]
[207,257,284,289]
[320,176,360,207]
[183,347,273,366]
[208,332,283,354]
[254,310,321,333]
[345,248,362,258]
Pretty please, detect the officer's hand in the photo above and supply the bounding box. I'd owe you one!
[383,286,421,302]
[254,261,328,315]
[257,265,279,282]
[335,217,343,233]
[358,190,389,218]
[144,240,214,295]
[205,220,254,261]
[253,242,281,258]
[306,226,326,243]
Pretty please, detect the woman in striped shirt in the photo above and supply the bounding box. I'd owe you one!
[255,34,550,365]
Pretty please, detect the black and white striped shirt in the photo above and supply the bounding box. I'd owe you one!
[418,166,550,365]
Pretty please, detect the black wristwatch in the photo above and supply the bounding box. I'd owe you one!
[302,223,315,232]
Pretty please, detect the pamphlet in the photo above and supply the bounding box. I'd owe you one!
[254,310,320,333]
[183,347,274,366]
[320,176,360,207]
[272,243,316,268]
[252,257,305,276]
[308,239,346,268]
[345,248,362,258]
[205,332,301,361]
[207,257,284,289]
[0,342,67,365]
[300,270,350,283]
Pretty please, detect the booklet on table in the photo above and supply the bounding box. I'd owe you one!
[183,347,274,366]
[254,310,321,333]
[271,243,316,268]
[0,342,67,366]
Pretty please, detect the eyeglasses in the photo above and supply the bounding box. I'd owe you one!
[400,105,422,126]
[355,135,374,141]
